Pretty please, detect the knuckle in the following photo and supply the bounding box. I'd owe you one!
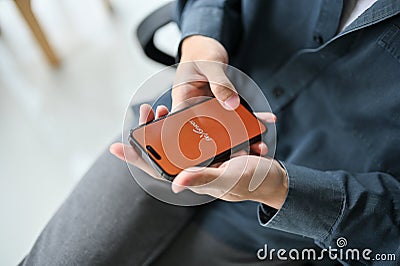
[211,84,235,100]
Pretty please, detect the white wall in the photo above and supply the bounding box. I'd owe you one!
[0,0,179,264]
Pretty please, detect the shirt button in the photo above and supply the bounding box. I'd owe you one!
[273,86,284,98]
[313,34,323,44]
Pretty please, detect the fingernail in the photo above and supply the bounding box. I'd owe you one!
[172,183,186,194]
[259,142,268,155]
[266,114,277,123]
[155,106,161,117]
[223,94,240,110]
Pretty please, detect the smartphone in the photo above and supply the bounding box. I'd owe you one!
[129,97,267,181]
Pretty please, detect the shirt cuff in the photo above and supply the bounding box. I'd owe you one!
[257,162,345,241]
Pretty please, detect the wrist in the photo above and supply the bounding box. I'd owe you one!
[180,35,228,63]
[255,159,288,210]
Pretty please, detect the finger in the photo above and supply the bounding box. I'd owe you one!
[255,112,277,124]
[231,149,248,158]
[109,143,160,179]
[211,83,240,111]
[210,162,223,168]
[171,167,222,193]
[171,82,212,112]
[139,104,155,125]
[172,62,211,111]
[173,62,207,89]
[155,105,169,119]
[196,62,239,110]
[250,141,268,156]
[210,149,246,168]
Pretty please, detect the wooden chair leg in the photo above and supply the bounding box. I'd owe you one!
[104,0,113,12]
[14,0,60,67]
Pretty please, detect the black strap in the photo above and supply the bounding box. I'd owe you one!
[136,1,176,66]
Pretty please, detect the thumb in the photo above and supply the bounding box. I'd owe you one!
[172,167,222,193]
[210,81,240,110]
[196,62,240,110]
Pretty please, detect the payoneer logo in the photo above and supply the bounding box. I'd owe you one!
[189,120,213,142]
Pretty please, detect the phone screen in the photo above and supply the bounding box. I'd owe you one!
[130,98,266,179]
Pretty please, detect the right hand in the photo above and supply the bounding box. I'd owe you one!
[172,35,240,111]
[171,35,270,160]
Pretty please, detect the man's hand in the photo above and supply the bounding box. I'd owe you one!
[172,155,288,210]
[110,104,170,180]
[172,35,240,111]
[110,104,287,209]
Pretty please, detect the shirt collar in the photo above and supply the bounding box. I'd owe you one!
[342,0,400,33]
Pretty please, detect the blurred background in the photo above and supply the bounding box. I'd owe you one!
[0,0,179,264]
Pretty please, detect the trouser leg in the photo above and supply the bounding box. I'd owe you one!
[20,140,195,266]
[153,200,340,266]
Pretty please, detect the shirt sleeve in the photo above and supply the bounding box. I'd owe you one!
[257,162,400,264]
[174,0,242,57]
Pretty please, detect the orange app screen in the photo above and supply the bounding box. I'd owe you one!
[131,98,266,177]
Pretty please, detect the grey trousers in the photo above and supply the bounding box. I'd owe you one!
[19,143,327,266]
[20,143,195,265]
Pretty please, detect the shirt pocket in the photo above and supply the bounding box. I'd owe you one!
[377,24,400,63]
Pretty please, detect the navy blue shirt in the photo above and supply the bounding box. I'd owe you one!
[176,0,400,265]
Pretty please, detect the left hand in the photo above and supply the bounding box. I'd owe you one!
[110,104,287,209]
[171,155,288,209]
